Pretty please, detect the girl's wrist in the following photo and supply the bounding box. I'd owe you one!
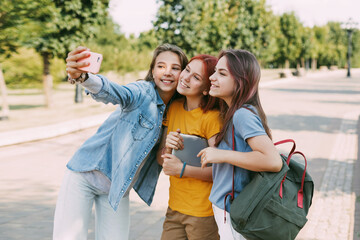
[179,162,187,178]
[222,149,233,164]
[214,149,225,164]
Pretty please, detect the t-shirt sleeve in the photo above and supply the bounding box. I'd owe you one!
[202,111,223,140]
[233,108,266,141]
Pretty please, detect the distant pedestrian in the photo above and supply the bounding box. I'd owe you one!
[157,54,222,240]
[53,44,188,240]
[198,49,282,239]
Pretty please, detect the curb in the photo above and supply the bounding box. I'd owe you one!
[0,112,111,147]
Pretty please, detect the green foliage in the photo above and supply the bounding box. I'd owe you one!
[311,23,349,67]
[0,0,39,58]
[351,29,360,67]
[2,48,66,88]
[153,0,277,62]
[298,27,312,63]
[153,1,360,69]
[27,0,110,59]
[85,19,155,73]
[2,13,154,88]
[2,48,42,88]
[137,29,160,51]
[275,12,302,66]
[324,22,347,66]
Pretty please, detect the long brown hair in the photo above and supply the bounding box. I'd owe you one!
[187,54,222,112]
[144,43,188,82]
[215,49,271,146]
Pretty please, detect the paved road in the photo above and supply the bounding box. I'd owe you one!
[0,69,359,239]
[261,70,360,240]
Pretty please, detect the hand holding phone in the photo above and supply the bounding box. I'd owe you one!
[77,51,103,74]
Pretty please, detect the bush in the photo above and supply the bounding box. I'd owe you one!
[2,48,66,88]
[87,43,153,74]
[2,48,42,88]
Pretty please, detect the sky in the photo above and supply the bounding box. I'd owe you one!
[109,0,360,36]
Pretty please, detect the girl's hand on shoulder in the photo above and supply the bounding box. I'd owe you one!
[165,129,184,150]
[161,153,183,176]
[198,147,224,168]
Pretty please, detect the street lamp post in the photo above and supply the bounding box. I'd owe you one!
[343,18,358,78]
[75,84,83,103]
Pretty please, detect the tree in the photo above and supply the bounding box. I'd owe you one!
[0,0,36,119]
[153,0,276,62]
[350,29,360,68]
[28,0,109,107]
[312,25,332,68]
[86,19,154,73]
[137,29,160,51]
[276,12,302,68]
[327,22,347,67]
[225,0,278,65]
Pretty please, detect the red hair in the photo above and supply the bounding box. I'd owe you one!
[188,54,222,112]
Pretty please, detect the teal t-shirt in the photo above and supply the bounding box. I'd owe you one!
[209,105,266,211]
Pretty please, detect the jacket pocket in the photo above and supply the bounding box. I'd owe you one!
[131,114,154,141]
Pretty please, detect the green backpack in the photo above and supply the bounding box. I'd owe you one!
[228,137,314,240]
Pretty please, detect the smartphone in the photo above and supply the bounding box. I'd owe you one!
[77,51,103,74]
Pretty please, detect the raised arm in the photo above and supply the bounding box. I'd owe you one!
[65,46,145,109]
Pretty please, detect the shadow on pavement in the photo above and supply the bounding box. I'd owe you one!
[271,88,360,95]
[0,181,58,240]
[306,158,327,191]
[0,178,164,240]
[9,104,44,110]
[319,100,360,105]
[268,114,357,134]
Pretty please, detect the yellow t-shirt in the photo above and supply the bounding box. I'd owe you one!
[164,98,222,217]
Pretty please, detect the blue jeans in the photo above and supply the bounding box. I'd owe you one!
[53,169,130,240]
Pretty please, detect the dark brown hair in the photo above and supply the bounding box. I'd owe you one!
[215,49,272,146]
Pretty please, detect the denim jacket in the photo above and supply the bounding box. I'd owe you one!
[67,75,165,210]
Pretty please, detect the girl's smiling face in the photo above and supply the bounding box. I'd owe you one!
[152,51,182,99]
[177,59,208,97]
[209,56,235,106]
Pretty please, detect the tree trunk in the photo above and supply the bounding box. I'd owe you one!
[301,58,305,69]
[42,52,53,108]
[285,59,290,69]
[0,63,9,120]
[305,58,310,70]
[311,58,317,71]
